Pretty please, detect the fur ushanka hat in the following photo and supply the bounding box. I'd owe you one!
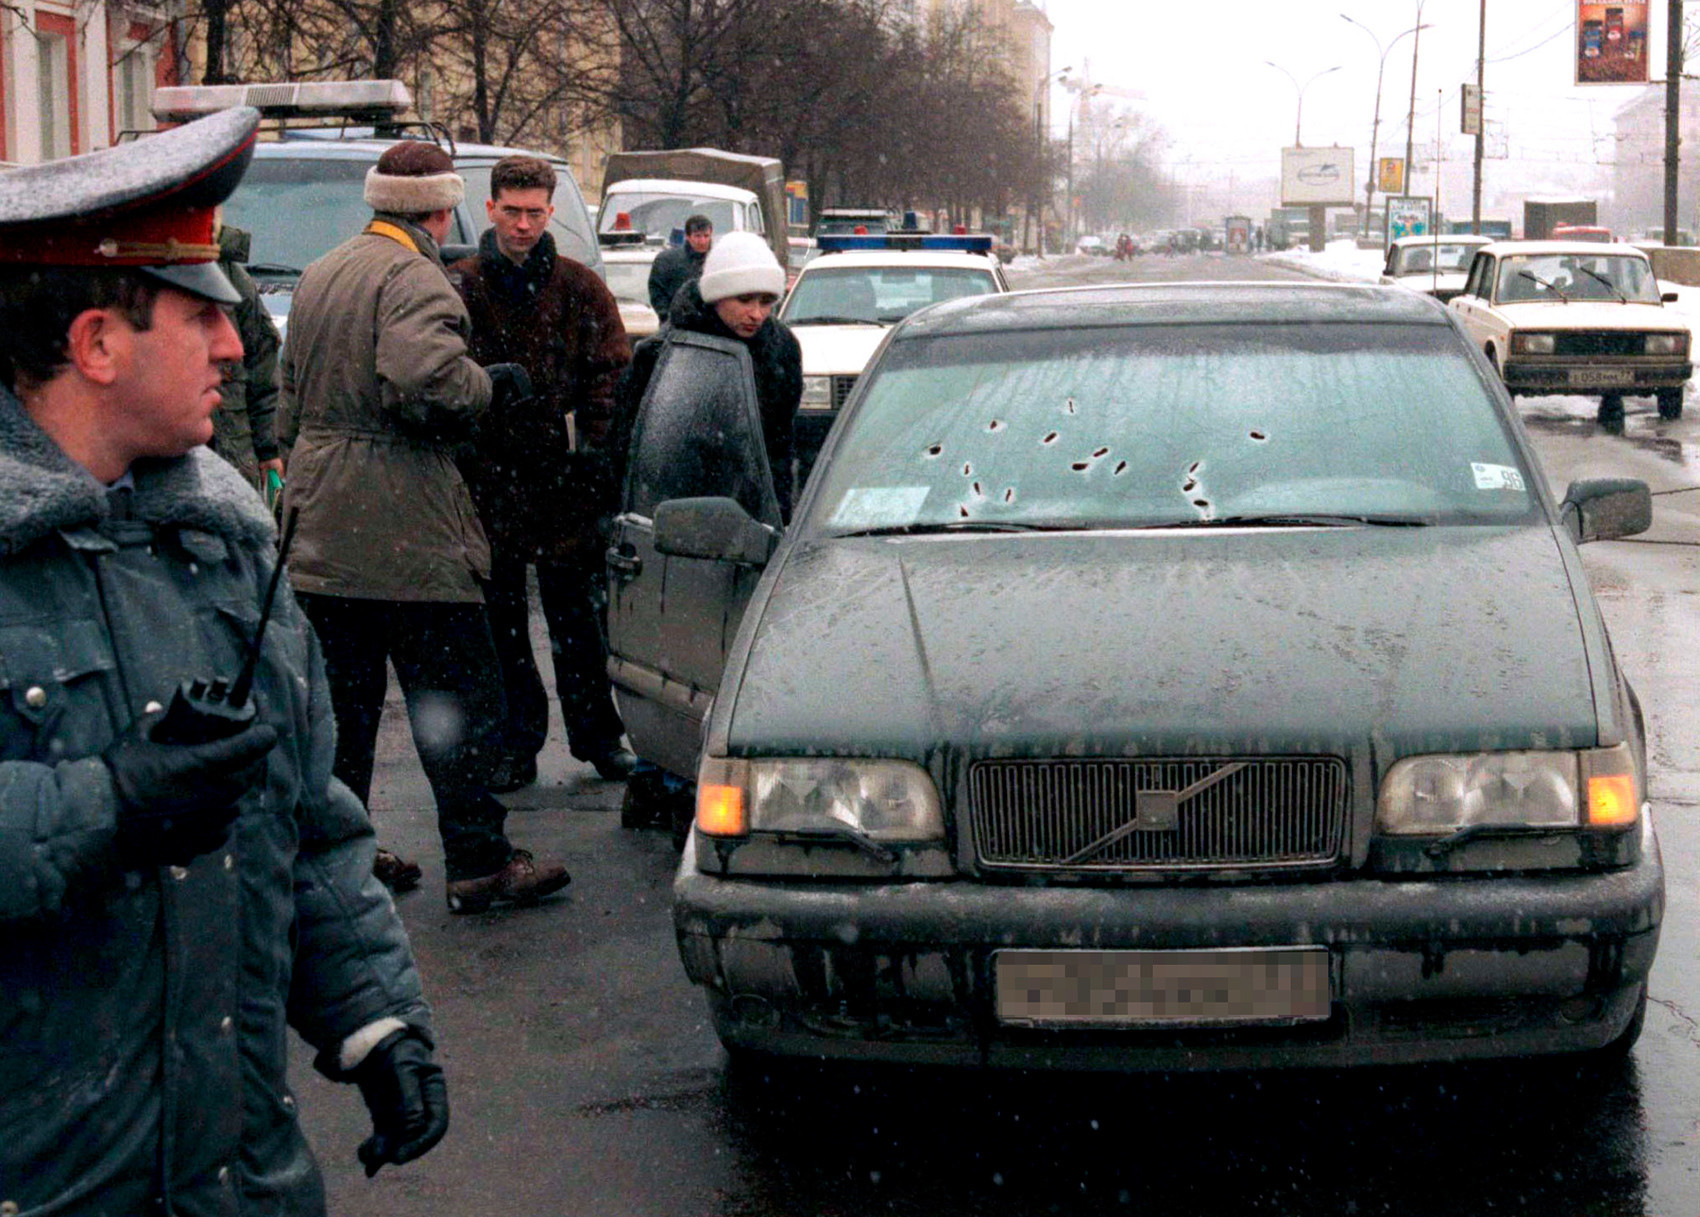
[364,140,464,214]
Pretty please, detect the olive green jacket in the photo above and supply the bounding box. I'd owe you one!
[279,215,493,602]
[210,225,282,481]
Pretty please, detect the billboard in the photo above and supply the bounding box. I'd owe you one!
[1576,1,1648,85]
[1385,196,1433,243]
[1378,158,1405,193]
[1280,147,1355,207]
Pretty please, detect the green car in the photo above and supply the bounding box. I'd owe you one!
[607,283,1663,1070]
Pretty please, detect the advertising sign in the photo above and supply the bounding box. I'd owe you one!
[1385,195,1433,243]
[1280,146,1355,207]
[1576,1,1648,85]
[785,180,809,228]
[1461,84,1482,135]
[1378,158,1406,193]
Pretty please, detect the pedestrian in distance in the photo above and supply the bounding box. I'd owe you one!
[647,212,713,320]
[207,215,287,498]
[450,155,638,791]
[0,107,447,1214]
[279,139,572,913]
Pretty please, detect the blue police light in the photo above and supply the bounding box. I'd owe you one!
[816,233,995,254]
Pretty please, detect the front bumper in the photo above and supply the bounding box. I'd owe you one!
[673,822,1663,1070]
[1501,360,1691,394]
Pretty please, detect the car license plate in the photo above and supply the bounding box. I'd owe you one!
[1568,367,1634,388]
[995,947,1330,1027]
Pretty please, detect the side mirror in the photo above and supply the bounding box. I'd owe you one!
[1561,477,1652,543]
[654,496,780,565]
[1662,291,1680,303]
[440,242,478,263]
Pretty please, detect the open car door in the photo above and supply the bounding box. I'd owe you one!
[606,331,783,781]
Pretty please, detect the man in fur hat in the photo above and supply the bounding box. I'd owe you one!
[280,139,572,913]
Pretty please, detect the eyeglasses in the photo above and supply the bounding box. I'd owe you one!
[497,206,549,222]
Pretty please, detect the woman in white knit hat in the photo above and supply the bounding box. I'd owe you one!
[614,229,803,519]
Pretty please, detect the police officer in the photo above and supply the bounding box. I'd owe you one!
[0,108,447,1214]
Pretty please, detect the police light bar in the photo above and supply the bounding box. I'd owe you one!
[152,80,412,123]
[816,233,995,254]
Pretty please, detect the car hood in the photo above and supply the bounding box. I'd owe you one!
[726,526,1598,761]
[792,324,889,376]
[1493,300,1681,330]
[618,300,660,340]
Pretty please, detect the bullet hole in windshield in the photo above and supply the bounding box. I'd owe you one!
[1065,398,1077,415]
[925,444,943,457]
[1189,461,1202,474]
[972,482,983,496]
[959,505,970,518]
[963,462,973,476]
[1182,478,1197,492]
[1249,431,1268,442]
[1092,447,1109,458]
[1071,461,1090,472]
[1193,499,1210,509]
[987,419,1004,432]
[1113,461,1127,475]
[1004,488,1016,503]
[1043,432,1059,445]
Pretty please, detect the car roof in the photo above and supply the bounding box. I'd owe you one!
[799,250,1002,272]
[255,134,570,164]
[1390,234,1492,248]
[896,282,1449,337]
[600,178,755,201]
[601,248,660,263]
[1478,240,1644,257]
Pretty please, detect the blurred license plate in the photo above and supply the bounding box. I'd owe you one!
[995,948,1330,1027]
[1569,368,1634,387]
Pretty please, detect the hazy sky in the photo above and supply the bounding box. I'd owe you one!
[1043,0,1667,193]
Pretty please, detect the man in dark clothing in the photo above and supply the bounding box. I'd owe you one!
[281,140,572,913]
[209,220,286,490]
[0,107,447,1215]
[450,155,637,790]
[618,230,803,520]
[646,213,712,319]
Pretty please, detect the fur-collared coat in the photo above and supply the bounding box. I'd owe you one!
[0,389,430,1215]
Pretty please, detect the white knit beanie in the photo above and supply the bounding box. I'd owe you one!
[698,231,785,303]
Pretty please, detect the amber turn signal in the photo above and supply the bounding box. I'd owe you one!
[697,783,748,837]
[1586,772,1638,827]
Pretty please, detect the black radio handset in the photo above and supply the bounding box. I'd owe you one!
[151,508,299,745]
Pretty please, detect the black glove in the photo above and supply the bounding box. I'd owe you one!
[102,712,277,867]
[484,362,534,412]
[352,1029,450,1177]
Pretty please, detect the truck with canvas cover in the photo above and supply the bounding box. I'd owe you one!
[599,148,788,266]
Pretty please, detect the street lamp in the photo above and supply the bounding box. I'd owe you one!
[1404,0,1427,195]
[1264,61,1342,148]
[1030,65,1074,255]
[1342,13,1432,237]
[1065,83,1104,247]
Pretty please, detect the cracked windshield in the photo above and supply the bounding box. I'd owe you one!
[2,0,1698,1214]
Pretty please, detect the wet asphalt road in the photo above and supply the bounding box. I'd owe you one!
[292,251,1700,1216]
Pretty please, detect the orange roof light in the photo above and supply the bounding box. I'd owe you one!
[614,211,633,230]
[697,783,748,837]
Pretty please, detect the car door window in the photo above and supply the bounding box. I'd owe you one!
[624,333,781,526]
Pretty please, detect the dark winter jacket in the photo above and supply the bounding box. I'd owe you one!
[0,388,430,1215]
[449,229,630,562]
[646,243,707,319]
[280,214,493,602]
[210,225,282,481]
[615,277,803,519]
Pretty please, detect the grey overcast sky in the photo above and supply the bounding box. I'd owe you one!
[1043,0,1667,190]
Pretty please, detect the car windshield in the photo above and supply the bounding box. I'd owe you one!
[1496,253,1660,303]
[809,322,1537,533]
[602,260,653,305]
[782,265,1000,325]
[221,158,384,276]
[599,192,738,241]
[1394,243,1480,274]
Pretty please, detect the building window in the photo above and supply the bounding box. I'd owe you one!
[36,30,71,158]
[115,46,156,134]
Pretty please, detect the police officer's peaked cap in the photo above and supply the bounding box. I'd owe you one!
[0,106,260,305]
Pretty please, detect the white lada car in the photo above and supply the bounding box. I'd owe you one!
[1449,240,1692,423]
[781,232,1008,485]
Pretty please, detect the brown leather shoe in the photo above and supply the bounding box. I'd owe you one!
[445,849,570,914]
[373,848,422,892]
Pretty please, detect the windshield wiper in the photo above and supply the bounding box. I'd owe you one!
[1517,270,1570,303]
[246,262,304,277]
[1137,513,1430,529]
[1577,266,1630,304]
[793,315,878,326]
[832,520,1073,538]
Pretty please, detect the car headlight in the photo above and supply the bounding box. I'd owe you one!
[1376,744,1638,836]
[697,756,944,842]
[1645,332,1688,356]
[800,375,833,407]
[1510,332,1555,355]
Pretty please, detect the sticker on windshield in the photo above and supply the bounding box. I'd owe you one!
[831,486,931,528]
[1471,462,1526,492]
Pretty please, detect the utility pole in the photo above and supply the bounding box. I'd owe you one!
[1405,1,1426,185]
[1471,0,1486,233]
[1665,0,1683,244]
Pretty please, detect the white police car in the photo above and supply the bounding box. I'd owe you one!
[782,231,1008,483]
